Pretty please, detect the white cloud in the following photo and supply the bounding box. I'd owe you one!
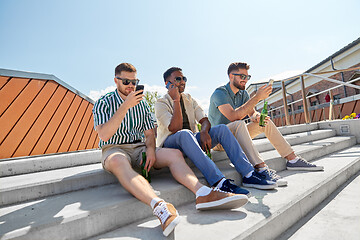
[88,85,116,101]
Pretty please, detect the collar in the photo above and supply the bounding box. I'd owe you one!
[225,82,243,98]
[114,89,124,104]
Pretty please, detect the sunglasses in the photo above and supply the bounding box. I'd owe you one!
[115,76,140,86]
[232,73,251,80]
[174,76,187,82]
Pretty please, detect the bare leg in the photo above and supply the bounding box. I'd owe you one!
[104,153,158,206]
[153,148,203,194]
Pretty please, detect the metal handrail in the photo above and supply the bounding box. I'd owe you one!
[269,76,360,112]
[262,66,360,125]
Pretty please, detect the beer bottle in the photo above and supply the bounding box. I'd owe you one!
[141,152,151,183]
[259,101,268,127]
[206,148,212,159]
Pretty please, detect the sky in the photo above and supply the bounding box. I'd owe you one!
[1,0,359,113]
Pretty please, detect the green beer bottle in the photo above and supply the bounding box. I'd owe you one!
[141,152,151,183]
[259,101,268,127]
[206,148,212,159]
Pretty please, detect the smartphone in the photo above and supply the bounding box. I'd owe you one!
[135,85,144,96]
[268,79,274,86]
[166,82,172,89]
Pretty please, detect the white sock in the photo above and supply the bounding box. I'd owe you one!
[288,157,299,164]
[150,197,163,209]
[215,178,226,188]
[258,167,267,173]
[195,186,212,198]
[244,170,254,178]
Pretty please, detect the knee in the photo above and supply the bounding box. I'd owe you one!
[236,120,246,127]
[168,149,185,163]
[105,154,130,171]
[217,124,231,134]
[178,129,194,139]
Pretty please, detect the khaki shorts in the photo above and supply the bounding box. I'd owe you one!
[101,142,146,172]
[101,142,160,174]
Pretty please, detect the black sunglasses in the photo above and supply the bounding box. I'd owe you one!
[115,76,140,86]
[232,73,251,80]
[175,76,187,82]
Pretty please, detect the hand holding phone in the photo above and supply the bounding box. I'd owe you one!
[135,85,144,96]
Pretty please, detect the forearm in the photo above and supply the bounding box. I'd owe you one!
[235,95,261,120]
[199,118,211,133]
[168,100,183,133]
[96,104,129,141]
[145,131,156,153]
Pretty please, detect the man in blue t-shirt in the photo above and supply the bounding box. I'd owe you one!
[209,62,323,185]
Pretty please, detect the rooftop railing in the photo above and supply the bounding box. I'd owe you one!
[261,66,360,126]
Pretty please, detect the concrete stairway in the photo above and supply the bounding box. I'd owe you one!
[0,122,359,240]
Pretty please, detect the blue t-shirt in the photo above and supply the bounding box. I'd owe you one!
[208,82,250,126]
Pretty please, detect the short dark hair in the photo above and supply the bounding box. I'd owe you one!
[227,62,250,76]
[115,63,137,76]
[163,67,182,82]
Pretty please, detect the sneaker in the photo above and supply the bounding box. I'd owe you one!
[219,179,251,197]
[196,188,248,210]
[242,171,277,190]
[257,167,288,187]
[286,157,324,171]
[153,201,180,236]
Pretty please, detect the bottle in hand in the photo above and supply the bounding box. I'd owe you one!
[259,101,268,127]
[141,152,151,183]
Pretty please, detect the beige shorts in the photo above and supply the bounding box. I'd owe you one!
[101,142,160,173]
[101,142,146,172]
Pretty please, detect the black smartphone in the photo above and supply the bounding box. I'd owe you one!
[135,85,144,96]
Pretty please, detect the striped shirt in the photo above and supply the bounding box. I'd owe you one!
[93,89,155,148]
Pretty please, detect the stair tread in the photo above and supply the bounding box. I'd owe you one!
[285,173,360,240]
[0,161,237,239]
[1,135,351,191]
[88,145,360,240]
[0,135,356,208]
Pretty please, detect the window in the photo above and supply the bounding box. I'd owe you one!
[298,105,303,110]
[333,94,341,101]
[310,100,317,106]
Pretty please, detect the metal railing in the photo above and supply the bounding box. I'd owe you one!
[262,66,360,126]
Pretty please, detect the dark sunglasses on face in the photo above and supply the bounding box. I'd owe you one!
[115,76,140,86]
[174,76,187,82]
[232,73,251,80]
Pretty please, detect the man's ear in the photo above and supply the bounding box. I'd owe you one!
[114,77,117,84]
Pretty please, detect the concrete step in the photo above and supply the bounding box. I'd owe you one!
[1,135,356,206]
[253,129,336,153]
[279,171,360,240]
[0,161,240,240]
[0,123,321,178]
[261,135,356,172]
[0,150,101,177]
[253,122,319,140]
[87,145,360,240]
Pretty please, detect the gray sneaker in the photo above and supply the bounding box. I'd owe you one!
[286,157,324,171]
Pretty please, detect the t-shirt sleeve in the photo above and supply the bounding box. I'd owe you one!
[92,98,110,130]
[211,89,231,107]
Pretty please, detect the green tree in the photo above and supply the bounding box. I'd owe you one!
[144,91,160,113]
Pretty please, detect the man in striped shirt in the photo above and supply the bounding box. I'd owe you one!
[92,63,248,237]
